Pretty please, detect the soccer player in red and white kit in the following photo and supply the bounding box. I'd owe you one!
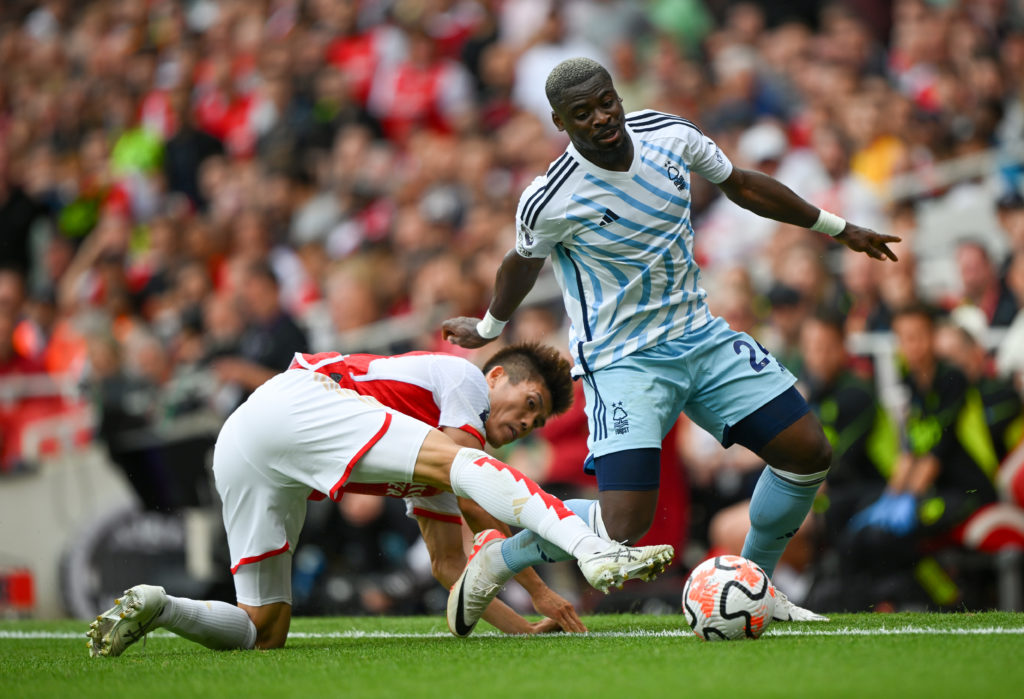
[87,343,673,656]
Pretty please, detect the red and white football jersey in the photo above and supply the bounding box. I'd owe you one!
[289,350,490,521]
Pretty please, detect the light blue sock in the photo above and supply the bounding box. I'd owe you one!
[500,498,598,573]
[741,466,827,578]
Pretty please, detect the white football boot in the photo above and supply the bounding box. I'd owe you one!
[447,530,513,638]
[772,588,829,621]
[577,542,675,593]
[87,584,168,657]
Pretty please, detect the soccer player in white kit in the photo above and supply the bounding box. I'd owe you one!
[444,58,901,623]
[87,343,673,656]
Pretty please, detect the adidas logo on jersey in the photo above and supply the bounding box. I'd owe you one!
[599,209,620,226]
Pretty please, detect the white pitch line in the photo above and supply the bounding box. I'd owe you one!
[4,626,1024,641]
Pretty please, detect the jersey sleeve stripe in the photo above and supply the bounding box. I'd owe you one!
[527,161,579,229]
[521,153,573,227]
[456,424,486,447]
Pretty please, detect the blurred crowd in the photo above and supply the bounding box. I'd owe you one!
[2,0,1024,616]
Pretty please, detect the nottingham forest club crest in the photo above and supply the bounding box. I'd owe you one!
[612,402,629,434]
[664,161,686,192]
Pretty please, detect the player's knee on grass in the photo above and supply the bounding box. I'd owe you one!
[240,602,291,649]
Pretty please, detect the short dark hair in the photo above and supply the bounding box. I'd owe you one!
[808,307,846,337]
[483,342,574,416]
[545,57,611,109]
[891,301,940,326]
[246,260,279,287]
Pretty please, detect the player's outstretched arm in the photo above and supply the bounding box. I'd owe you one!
[716,167,901,262]
[443,249,546,348]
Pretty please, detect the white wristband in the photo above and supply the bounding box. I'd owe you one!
[475,311,507,339]
[810,209,847,237]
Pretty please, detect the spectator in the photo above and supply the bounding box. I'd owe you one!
[843,304,999,610]
[211,261,309,408]
[952,239,1018,326]
[367,24,477,143]
[934,307,1023,463]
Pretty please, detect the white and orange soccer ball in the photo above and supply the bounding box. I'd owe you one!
[682,555,776,641]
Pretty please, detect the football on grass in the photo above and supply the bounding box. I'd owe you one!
[682,555,776,641]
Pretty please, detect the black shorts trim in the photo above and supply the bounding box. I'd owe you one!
[585,448,661,491]
[721,385,810,454]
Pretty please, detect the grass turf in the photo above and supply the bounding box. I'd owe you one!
[2,612,1023,698]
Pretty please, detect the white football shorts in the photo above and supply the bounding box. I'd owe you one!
[214,369,433,603]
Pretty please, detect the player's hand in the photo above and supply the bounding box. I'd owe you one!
[530,587,588,633]
[528,617,570,634]
[835,224,901,262]
[442,317,495,349]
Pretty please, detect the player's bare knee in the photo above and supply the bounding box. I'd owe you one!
[602,505,654,543]
[241,602,290,649]
[813,434,833,473]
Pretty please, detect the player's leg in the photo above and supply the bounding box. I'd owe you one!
[730,401,831,578]
[687,319,830,620]
[592,449,662,542]
[379,424,672,635]
[87,584,260,657]
[496,355,678,572]
[497,451,661,575]
[410,428,672,582]
[722,396,831,621]
[492,498,602,573]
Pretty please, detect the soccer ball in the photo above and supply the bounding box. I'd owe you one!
[682,555,776,641]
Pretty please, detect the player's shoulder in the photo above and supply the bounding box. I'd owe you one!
[394,351,482,382]
[626,109,705,138]
[517,150,583,229]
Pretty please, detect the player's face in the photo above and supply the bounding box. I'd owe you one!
[892,314,935,369]
[484,368,553,447]
[551,74,629,161]
[800,321,845,384]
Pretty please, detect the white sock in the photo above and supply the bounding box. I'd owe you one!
[448,448,610,559]
[158,596,257,650]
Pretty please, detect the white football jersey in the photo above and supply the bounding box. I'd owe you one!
[515,110,734,376]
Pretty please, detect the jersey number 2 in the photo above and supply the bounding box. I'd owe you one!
[733,339,771,373]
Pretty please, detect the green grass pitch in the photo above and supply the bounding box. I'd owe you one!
[3,612,1024,698]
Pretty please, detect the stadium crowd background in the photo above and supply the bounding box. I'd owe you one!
[1,0,1024,619]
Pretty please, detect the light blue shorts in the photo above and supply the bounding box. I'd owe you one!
[581,317,797,458]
